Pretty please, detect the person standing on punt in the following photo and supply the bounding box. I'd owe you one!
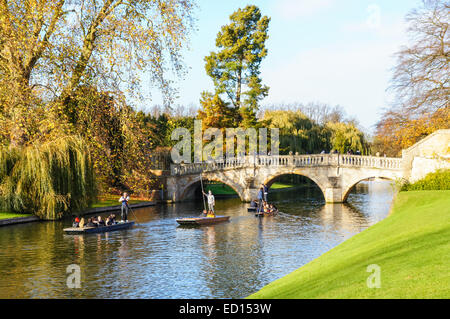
[119,192,130,222]
[202,190,215,217]
[257,187,264,213]
[262,183,269,202]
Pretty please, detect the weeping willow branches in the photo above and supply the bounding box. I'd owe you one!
[0,136,96,220]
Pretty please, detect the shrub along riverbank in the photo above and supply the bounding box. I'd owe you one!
[248,189,450,298]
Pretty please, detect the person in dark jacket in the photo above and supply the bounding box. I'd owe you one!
[257,187,264,212]
[262,184,269,202]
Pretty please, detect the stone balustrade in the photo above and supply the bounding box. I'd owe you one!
[170,154,403,176]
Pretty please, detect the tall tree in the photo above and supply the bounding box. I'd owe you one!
[389,0,449,114]
[197,91,238,130]
[375,0,449,156]
[204,5,270,128]
[0,0,195,146]
[374,107,449,156]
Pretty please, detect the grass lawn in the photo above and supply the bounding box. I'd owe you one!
[269,182,296,190]
[0,195,149,218]
[0,212,33,220]
[248,190,450,299]
[204,183,238,195]
[90,194,149,208]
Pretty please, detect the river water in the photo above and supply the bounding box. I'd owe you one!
[0,181,394,299]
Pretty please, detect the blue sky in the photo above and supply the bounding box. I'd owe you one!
[142,0,422,132]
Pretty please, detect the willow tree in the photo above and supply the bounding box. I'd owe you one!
[262,110,329,155]
[326,122,371,155]
[204,5,270,128]
[0,136,96,219]
[0,0,196,146]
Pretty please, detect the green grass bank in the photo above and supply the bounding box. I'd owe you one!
[89,194,148,209]
[248,190,450,299]
[0,212,33,220]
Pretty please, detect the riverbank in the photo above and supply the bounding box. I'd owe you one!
[0,214,39,227]
[0,212,33,220]
[0,195,155,225]
[248,190,450,298]
[78,201,156,217]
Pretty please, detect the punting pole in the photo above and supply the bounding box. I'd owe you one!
[126,203,140,225]
[200,172,207,213]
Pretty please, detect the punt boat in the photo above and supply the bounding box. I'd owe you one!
[255,210,278,217]
[64,221,135,234]
[176,216,230,226]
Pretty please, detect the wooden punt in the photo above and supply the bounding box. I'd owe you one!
[176,216,230,226]
[247,207,257,212]
[64,221,135,234]
[255,210,278,217]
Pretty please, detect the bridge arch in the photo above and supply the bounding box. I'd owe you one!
[342,176,395,202]
[179,175,245,202]
[261,170,329,201]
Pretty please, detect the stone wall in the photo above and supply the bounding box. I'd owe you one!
[402,130,450,182]
[410,157,450,182]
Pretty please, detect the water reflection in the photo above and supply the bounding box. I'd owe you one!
[0,181,394,299]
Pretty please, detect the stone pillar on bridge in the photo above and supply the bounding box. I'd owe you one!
[242,188,257,203]
[324,187,344,203]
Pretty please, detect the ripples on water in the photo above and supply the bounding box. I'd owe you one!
[0,181,395,299]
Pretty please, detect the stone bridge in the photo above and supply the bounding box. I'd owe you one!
[161,129,449,203]
[166,154,404,203]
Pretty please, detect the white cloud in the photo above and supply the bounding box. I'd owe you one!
[276,0,335,19]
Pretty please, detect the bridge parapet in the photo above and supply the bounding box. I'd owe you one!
[339,155,402,169]
[170,157,247,176]
[171,154,403,176]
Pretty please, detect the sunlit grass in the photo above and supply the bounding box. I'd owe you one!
[248,190,450,299]
[0,212,32,220]
[269,182,296,190]
[90,194,148,208]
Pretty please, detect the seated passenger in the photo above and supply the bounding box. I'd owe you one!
[105,217,112,226]
[78,217,85,228]
[72,217,80,228]
[86,218,95,227]
[270,204,278,215]
[250,200,258,208]
[96,216,105,226]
